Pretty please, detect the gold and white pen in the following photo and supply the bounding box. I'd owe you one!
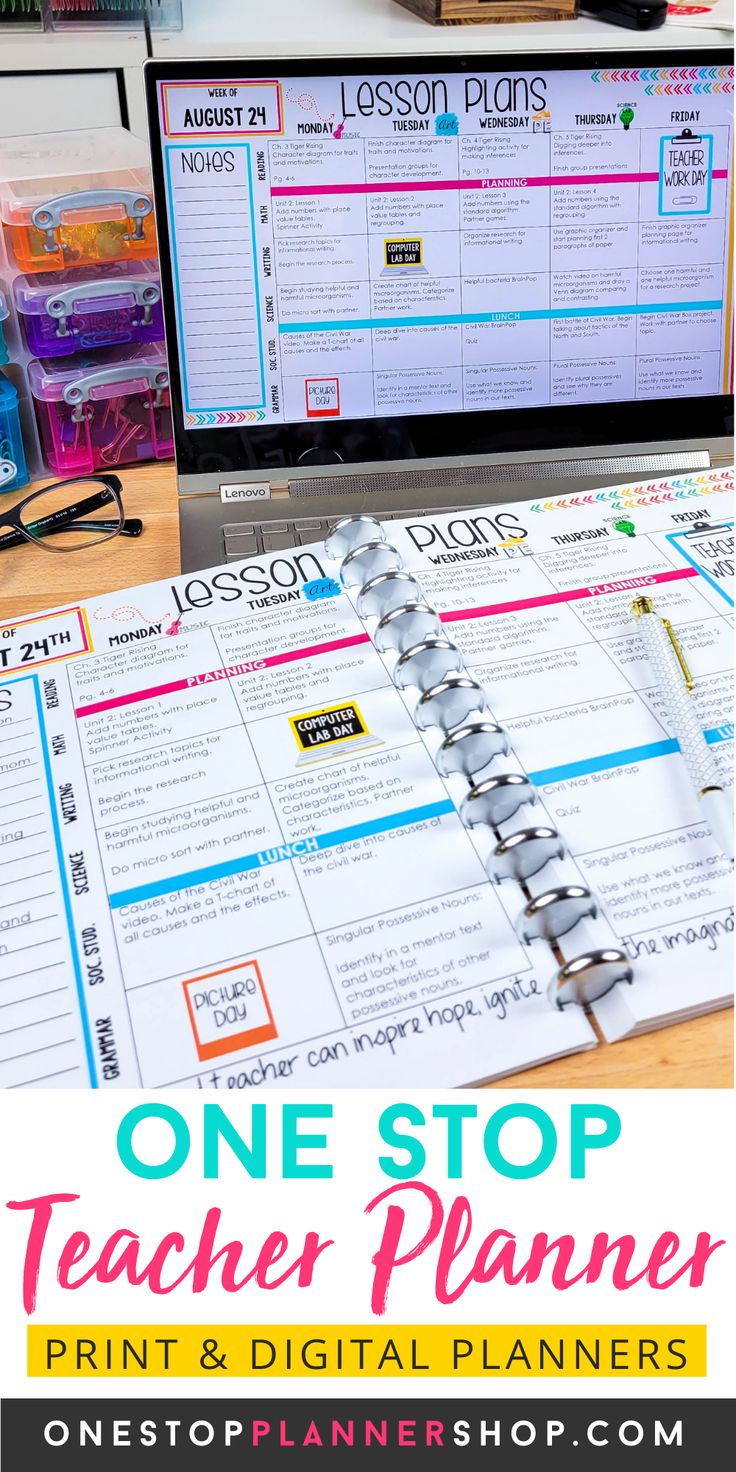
[631,595,734,862]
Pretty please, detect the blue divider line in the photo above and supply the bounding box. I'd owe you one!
[530,728,730,786]
[108,798,455,910]
[705,724,734,744]
[279,300,723,334]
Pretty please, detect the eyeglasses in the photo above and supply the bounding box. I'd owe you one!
[0,474,142,555]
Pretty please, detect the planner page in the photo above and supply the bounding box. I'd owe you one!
[0,526,598,1092]
[384,467,734,1040]
[2,469,731,1088]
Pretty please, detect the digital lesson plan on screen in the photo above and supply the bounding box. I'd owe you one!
[157,63,734,428]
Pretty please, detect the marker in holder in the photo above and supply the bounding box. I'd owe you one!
[326,511,635,1014]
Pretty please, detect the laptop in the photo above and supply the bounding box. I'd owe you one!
[290,697,384,766]
[143,50,734,573]
[381,237,428,276]
[380,264,428,278]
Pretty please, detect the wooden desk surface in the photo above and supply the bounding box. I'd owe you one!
[2,465,732,1090]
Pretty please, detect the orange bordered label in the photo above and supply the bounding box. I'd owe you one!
[183,958,277,1062]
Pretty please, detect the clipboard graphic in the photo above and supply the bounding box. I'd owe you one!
[665,521,734,606]
[659,129,714,217]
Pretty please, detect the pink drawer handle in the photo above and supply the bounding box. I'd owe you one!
[62,364,169,421]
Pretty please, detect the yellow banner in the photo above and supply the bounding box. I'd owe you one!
[29,1324,706,1378]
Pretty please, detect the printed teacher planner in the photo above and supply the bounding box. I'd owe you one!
[0,471,732,1090]
[156,66,734,426]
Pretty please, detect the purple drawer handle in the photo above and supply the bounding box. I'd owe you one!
[45,277,161,337]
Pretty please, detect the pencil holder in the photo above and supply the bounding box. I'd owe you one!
[0,370,29,494]
[28,345,173,476]
[15,262,164,358]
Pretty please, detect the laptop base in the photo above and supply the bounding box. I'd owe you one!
[179,440,728,572]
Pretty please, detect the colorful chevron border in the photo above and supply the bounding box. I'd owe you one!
[591,66,733,84]
[184,409,266,427]
[530,470,733,513]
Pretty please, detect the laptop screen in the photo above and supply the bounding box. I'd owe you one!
[147,52,734,477]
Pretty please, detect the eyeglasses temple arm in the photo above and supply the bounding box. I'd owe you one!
[21,487,122,537]
[41,518,142,538]
[0,528,25,551]
[0,517,142,552]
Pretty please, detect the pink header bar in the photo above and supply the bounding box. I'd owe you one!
[440,566,697,623]
[272,170,727,198]
[75,632,370,718]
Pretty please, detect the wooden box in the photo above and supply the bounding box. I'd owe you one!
[392,0,578,23]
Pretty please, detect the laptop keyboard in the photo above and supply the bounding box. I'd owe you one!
[223,518,326,558]
[222,507,459,559]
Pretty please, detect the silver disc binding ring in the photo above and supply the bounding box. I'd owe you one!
[357,571,422,619]
[394,635,465,693]
[460,772,536,828]
[489,826,565,883]
[436,720,509,781]
[330,522,633,1017]
[341,540,402,588]
[549,948,634,1010]
[374,601,441,655]
[516,885,597,944]
[324,513,385,560]
[414,674,486,734]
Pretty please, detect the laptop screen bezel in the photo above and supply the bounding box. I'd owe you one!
[144,48,734,481]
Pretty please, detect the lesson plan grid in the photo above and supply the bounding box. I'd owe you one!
[269,124,731,420]
[156,66,734,430]
[67,609,534,1090]
[0,468,730,1090]
[70,501,732,1087]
